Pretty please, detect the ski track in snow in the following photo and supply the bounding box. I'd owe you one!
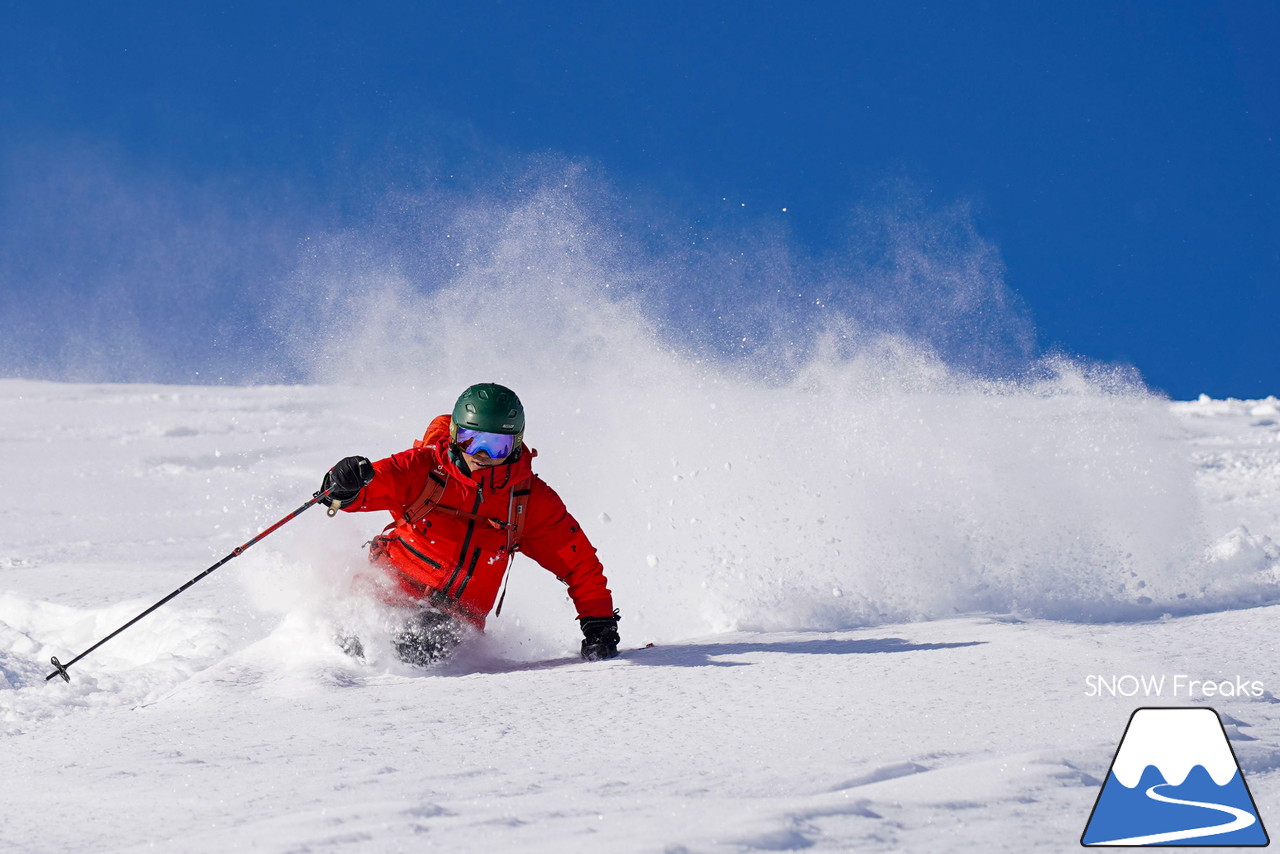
[1090,782,1257,846]
[2,381,1279,852]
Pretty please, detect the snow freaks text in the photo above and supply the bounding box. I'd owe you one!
[1085,675,1265,699]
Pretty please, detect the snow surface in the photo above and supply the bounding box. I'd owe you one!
[3,380,1280,852]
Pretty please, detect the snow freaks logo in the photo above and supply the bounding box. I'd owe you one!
[1081,708,1269,847]
[1085,675,1265,699]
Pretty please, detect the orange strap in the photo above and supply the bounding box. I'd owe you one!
[401,470,448,526]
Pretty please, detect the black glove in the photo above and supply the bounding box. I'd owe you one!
[321,456,374,507]
[580,614,620,661]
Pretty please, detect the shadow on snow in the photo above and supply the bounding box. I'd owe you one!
[625,637,986,669]
[449,636,986,675]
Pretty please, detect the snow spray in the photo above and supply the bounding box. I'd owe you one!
[9,159,1269,645]
[261,170,1253,644]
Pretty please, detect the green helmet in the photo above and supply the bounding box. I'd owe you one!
[450,383,525,450]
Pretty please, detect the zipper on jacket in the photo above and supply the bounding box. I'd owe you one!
[444,488,484,596]
[454,547,483,598]
[392,536,443,569]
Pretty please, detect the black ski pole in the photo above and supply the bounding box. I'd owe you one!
[46,489,337,683]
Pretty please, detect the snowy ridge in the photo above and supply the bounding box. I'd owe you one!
[1111,708,1240,787]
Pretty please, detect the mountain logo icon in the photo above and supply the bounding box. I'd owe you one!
[1082,707,1269,846]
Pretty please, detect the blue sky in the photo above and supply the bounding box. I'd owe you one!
[1,1,1276,398]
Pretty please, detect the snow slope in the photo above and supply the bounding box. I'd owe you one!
[2,381,1279,852]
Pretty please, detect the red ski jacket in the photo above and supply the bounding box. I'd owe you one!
[342,415,614,628]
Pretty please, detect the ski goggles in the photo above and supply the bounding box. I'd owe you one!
[455,427,519,460]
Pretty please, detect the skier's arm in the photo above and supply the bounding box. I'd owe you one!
[520,480,615,620]
[323,448,432,515]
[325,415,451,514]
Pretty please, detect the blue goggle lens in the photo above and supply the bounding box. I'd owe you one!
[456,428,517,459]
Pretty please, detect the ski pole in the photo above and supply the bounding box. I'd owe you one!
[46,489,335,683]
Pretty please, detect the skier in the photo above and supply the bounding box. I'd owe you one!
[321,383,620,665]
